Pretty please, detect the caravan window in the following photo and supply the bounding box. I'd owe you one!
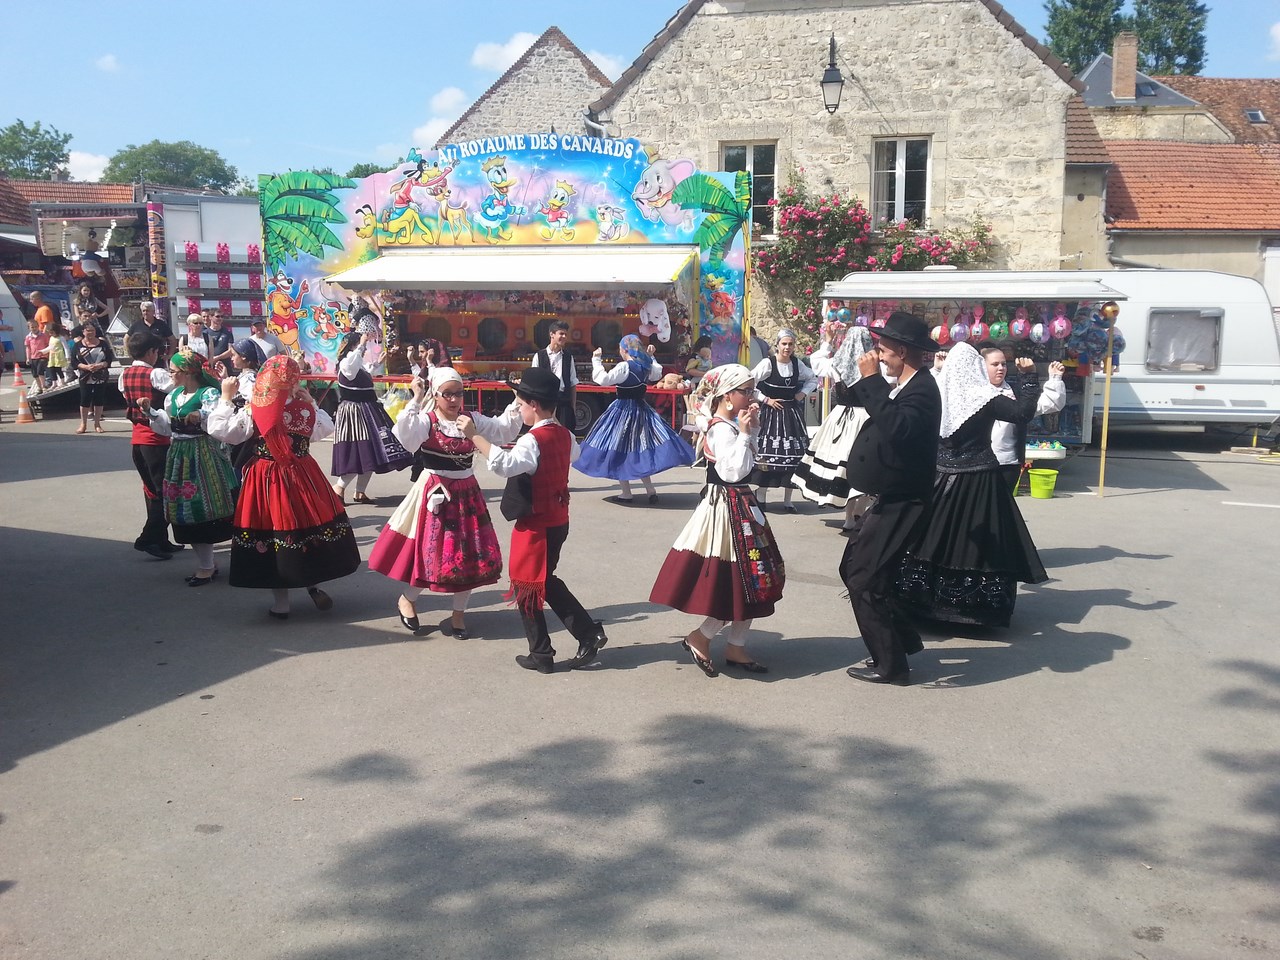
[1145,309,1221,372]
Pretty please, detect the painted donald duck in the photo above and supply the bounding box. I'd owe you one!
[475,156,526,243]
[538,179,577,241]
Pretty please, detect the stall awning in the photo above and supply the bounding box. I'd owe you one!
[325,245,699,291]
[822,271,1128,302]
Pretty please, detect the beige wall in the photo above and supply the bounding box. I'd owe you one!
[1109,233,1274,281]
[595,0,1077,274]
[439,43,609,146]
[1090,109,1232,143]
[1061,168,1109,269]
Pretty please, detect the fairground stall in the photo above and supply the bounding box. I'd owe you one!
[257,133,752,432]
[820,270,1130,488]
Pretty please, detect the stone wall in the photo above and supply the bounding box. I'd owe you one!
[439,41,610,146]
[1110,233,1273,282]
[1090,109,1232,143]
[1061,168,1109,269]
[596,0,1078,280]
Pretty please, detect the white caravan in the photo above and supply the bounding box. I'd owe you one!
[821,269,1280,438]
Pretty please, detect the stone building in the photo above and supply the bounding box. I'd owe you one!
[434,27,612,147]
[588,0,1085,270]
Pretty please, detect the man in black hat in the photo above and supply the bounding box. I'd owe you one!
[461,366,607,674]
[839,311,941,686]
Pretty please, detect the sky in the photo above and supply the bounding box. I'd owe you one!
[2,0,1277,185]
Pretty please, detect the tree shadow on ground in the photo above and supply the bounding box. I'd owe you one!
[286,719,1165,960]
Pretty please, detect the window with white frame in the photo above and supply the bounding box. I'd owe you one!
[722,142,776,235]
[872,137,930,225]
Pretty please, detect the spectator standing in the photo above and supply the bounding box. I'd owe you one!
[178,313,210,358]
[206,312,235,377]
[23,317,50,392]
[128,302,176,355]
[72,322,116,433]
[248,318,285,360]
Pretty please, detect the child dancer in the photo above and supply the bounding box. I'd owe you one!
[650,364,785,676]
[207,355,360,619]
[331,330,413,503]
[748,328,818,512]
[574,334,693,505]
[144,349,239,585]
[118,331,179,560]
[368,366,523,637]
[460,367,607,674]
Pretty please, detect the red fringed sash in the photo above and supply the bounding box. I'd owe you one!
[505,522,548,614]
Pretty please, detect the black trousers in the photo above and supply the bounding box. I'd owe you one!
[555,392,575,435]
[132,443,170,547]
[520,523,595,660]
[838,497,929,678]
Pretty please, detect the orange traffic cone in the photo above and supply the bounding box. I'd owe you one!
[15,383,36,423]
[11,360,26,389]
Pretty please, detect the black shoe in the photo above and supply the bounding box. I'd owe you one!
[138,543,172,561]
[591,620,608,650]
[647,493,660,505]
[186,574,214,587]
[307,587,333,611]
[398,612,421,633]
[602,495,634,506]
[724,658,769,674]
[268,609,290,620]
[440,618,470,640]
[680,640,719,677]
[516,654,554,674]
[161,542,184,553]
[846,666,910,686]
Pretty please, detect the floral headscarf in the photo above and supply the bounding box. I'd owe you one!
[170,348,219,389]
[252,354,303,464]
[937,341,1004,438]
[692,362,754,423]
[619,334,647,364]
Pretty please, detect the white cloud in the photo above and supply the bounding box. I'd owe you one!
[373,143,407,164]
[95,53,119,72]
[412,118,452,150]
[1269,22,1280,61]
[584,49,626,81]
[430,86,468,114]
[470,32,537,72]
[68,151,110,181]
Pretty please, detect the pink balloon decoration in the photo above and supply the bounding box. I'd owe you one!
[870,316,887,330]
[950,322,971,343]
[1010,318,1031,340]
[972,303,985,323]
[1049,316,1071,340]
[932,323,951,346]
[970,320,990,341]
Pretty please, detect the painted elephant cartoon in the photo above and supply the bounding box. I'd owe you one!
[632,158,696,229]
[637,298,671,342]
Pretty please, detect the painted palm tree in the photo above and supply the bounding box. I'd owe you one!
[259,171,356,270]
[672,170,751,267]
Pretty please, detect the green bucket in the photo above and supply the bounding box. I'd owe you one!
[1028,468,1058,499]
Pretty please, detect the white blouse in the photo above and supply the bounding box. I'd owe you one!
[592,356,661,386]
[393,398,524,479]
[705,419,757,484]
[206,397,335,445]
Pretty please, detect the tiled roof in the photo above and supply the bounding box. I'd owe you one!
[1153,76,1280,144]
[1077,54,1197,108]
[434,27,612,148]
[0,179,30,225]
[6,179,135,204]
[591,0,1081,114]
[1065,96,1110,164]
[1105,141,1280,231]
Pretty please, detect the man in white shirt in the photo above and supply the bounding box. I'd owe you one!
[986,350,1067,488]
[528,320,578,431]
[248,318,286,360]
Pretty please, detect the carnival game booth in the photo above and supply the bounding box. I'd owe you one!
[821,270,1130,489]
[258,134,752,434]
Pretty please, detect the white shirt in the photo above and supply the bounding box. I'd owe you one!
[749,356,819,401]
[116,360,174,395]
[250,331,285,360]
[485,417,580,477]
[531,347,578,388]
[179,333,209,358]
[704,418,757,483]
[339,342,370,378]
[206,397,335,444]
[591,355,661,386]
[393,398,524,478]
[991,374,1067,465]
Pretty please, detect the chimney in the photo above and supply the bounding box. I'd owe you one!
[1112,32,1138,102]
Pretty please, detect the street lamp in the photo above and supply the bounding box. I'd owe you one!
[821,34,845,114]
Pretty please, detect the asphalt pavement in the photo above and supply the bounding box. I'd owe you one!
[2,402,1278,960]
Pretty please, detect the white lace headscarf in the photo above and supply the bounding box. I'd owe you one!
[831,326,874,387]
[937,341,1003,438]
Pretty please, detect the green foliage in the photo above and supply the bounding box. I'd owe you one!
[1132,0,1207,74]
[1044,0,1126,74]
[258,170,355,270]
[101,140,239,190]
[0,119,72,179]
[678,171,752,267]
[753,174,993,338]
[345,162,389,179]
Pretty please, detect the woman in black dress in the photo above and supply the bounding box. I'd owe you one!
[898,341,1047,627]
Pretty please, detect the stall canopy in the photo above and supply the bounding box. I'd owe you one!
[822,271,1128,302]
[325,245,700,292]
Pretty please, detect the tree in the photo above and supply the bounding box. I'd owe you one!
[1132,0,1207,74]
[1044,0,1126,74]
[258,170,355,270]
[0,119,72,179]
[345,162,389,179]
[101,140,239,191]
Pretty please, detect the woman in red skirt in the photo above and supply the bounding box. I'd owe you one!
[208,354,360,619]
[650,363,785,676]
[368,366,523,636]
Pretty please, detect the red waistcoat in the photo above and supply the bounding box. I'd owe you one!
[120,364,169,446]
[526,422,571,529]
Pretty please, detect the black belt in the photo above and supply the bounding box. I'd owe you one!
[616,384,647,399]
[338,386,377,402]
[418,450,473,471]
[254,435,310,459]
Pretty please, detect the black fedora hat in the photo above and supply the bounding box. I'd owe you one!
[515,366,561,406]
[873,311,935,352]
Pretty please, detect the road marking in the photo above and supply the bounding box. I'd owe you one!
[1222,501,1280,509]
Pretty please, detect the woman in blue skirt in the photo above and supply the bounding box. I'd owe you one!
[575,334,694,505]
